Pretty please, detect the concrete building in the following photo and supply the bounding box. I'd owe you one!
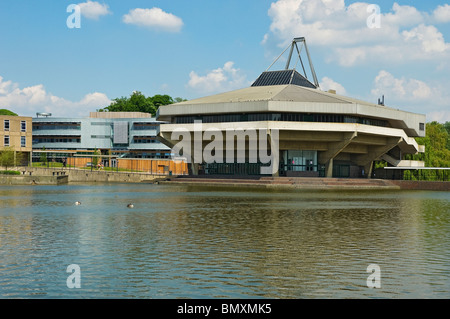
[0,115,33,165]
[157,70,426,178]
[32,112,171,166]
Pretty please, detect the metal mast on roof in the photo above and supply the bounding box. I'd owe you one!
[285,37,319,88]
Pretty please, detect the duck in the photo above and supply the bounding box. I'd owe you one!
[75,201,81,205]
[127,203,134,208]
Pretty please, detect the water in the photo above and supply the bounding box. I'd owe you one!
[0,183,449,299]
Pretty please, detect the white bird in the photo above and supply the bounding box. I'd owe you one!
[75,201,81,205]
[127,203,134,208]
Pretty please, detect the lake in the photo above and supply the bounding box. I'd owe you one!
[0,183,449,298]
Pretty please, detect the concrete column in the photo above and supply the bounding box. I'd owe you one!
[190,162,199,175]
[325,158,333,178]
[364,162,374,179]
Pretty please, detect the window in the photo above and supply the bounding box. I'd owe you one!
[4,136,9,146]
[21,121,26,132]
[419,123,425,131]
[4,120,9,131]
[21,136,26,147]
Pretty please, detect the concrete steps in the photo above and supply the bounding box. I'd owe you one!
[163,176,399,189]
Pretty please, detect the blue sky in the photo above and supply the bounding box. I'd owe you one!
[0,0,449,122]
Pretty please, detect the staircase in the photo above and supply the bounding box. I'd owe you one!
[380,154,424,168]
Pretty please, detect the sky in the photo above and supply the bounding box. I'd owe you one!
[0,0,449,122]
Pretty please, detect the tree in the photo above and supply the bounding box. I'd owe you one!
[412,121,450,168]
[402,121,450,180]
[0,147,16,170]
[174,97,187,103]
[92,148,100,167]
[0,109,18,116]
[444,121,450,150]
[98,92,182,116]
[40,147,47,164]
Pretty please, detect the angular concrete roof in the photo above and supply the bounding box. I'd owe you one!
[175,84,381,107]
[158,84,426,137]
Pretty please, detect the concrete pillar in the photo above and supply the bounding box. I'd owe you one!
[325,158,333,178]
[190,162,199,175]
[364,162,374,179]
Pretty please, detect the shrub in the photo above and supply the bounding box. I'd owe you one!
[0,170,21,175]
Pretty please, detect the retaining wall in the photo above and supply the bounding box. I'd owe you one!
[6,167,163,184]
[0,175,68,185]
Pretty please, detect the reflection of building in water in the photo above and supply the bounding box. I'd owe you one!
[157,38,426,178]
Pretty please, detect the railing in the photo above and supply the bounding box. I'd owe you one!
[375,167,450,181]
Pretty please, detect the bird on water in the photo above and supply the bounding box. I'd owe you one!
[75,201,81,205]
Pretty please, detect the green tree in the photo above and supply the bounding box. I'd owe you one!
[444,121,450,150]
[92,148,100,167]
[402,121,450,180]
[98,92,182,116]
[0,147,16,170]
[174,97,187,103]
[413,122,450,168]
[0,109,18,116]
[40,147,47,165]
[150,94,174,108]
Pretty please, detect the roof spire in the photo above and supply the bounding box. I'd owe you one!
[264,37,320,89]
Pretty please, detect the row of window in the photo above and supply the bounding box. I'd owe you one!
[33,137,81,144]
[33,123,81,131]
[32,136,162,145]
[132,137,159,144]
[32,122,159,131]
[3,136,27,147]
[132,124,159,131]
[175,113,388,127]
[4,120,27,132]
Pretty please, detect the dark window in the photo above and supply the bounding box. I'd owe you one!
[419,123,425,131]
[4,120,9,131]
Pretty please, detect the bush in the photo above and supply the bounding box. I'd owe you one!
[0,170,21,175]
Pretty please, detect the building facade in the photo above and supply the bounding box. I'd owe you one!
[32,112,171,166]
[0,115,33,165]
[156,69,426,178]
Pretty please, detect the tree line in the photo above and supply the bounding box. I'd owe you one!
[97,91,186,116]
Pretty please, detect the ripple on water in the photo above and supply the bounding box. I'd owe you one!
[0,185,449,298]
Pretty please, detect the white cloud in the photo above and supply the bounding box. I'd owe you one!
[433,4,450,23]
[122,8,183,32]
[371,70,433,101]
[370,70,450,122]
[187,62,249,94]
[319,76,347,95]
[402,24,449,53]
[0,75,111,117]
[78,1,111,20]
[265,0,450,66]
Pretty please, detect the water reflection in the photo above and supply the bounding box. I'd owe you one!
[0,184,448,298]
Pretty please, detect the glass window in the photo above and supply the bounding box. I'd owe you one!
[4,120,9,131]
[21,136,26,147]
[21,121,26,132]
[4,136,9,146]
[419,123,425,131]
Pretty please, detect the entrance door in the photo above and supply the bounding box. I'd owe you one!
[306,159,314,171]
[292,157,302,171]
